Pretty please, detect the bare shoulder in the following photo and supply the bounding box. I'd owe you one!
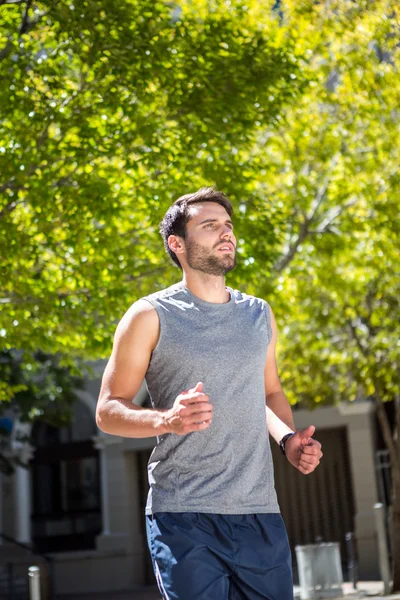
[99,300,159,406]
[114,299,159,351]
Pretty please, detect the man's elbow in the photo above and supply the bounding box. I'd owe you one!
[95,411,105,432]
[95,400,112,433]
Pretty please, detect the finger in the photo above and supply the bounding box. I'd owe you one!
[186,411,213,425]
[187,392,210,404]
[179,383,204,399]
[301,436,314,447]
[302,451,323,464]
[300,425,316,440]
[180,402,213,415]
[299,457,319,471]
[299,453,318,466]
[180,393,210,405]
[305,438,321,449]
[303,446,323,458]
[298,461,317,473]
[301,445,320,455]
[298,464,313,475]
[190,403,213,416]
[177,420,212,435]
[187,420,211,432]
[180,403,213,417]
[178,402,213,418]
[189,381,203,394]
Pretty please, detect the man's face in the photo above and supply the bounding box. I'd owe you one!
[183,202,237,276]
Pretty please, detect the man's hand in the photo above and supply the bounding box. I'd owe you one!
[164,382,213,435]
[284,425,323,475]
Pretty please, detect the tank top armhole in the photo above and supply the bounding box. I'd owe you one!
[141,297,165,355]
[264,301,273,347]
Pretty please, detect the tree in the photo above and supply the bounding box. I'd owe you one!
[3,0,399,583]
[0,349,85,473]
[0,0,307,462]
[0,0,305,359]
[242,0,400,588]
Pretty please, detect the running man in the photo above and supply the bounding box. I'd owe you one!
[96,187,323,600]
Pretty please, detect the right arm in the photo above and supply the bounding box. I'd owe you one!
[96,300,213,438]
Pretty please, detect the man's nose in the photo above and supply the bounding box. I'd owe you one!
[221,226,232,238]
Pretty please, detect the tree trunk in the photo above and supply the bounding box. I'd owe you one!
[391,473,400,591]
[374,393,400,590]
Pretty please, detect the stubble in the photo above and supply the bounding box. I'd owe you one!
[185,238,236,276]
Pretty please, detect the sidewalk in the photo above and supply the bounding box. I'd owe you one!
[294,582,400,599]
[58,582,400,600]
[338,581,400,599]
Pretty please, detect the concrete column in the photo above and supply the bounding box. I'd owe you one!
[338,401,380,579]
[10,420,34,544]
[92,434,127,551]
[14,444,34,544]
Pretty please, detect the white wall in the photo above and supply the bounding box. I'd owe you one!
[293,401,379,579]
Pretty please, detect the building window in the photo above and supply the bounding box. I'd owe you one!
[31,401,101,553]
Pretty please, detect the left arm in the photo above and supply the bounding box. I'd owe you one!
[265,306,323,475]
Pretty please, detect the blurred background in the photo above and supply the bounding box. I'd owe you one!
[0,0,399,598]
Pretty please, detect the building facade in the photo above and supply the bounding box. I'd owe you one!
[1,367,385,596]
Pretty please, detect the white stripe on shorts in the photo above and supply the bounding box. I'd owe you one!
[154,559,171,600]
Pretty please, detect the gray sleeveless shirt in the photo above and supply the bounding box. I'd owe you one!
[143,282,280,515]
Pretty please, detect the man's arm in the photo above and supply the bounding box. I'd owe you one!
[264,307,295,443]
[264,306,323,474]
[96,300,213,438]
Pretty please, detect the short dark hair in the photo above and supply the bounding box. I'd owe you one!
[160,187,233,268]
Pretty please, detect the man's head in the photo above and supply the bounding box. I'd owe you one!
[160,187,236,276]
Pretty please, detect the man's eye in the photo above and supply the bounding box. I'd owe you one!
[205,223,214,228]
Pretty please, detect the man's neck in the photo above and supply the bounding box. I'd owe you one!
[182,272,230,304]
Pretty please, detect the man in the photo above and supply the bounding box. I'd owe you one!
[96,187,323,600]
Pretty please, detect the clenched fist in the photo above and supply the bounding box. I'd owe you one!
[164,382,213,435]
[285,425,323,475]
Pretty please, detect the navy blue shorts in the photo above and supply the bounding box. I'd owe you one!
[146,512,293,600]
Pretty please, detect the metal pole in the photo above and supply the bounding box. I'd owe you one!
[387,504,393,557]
[345,532,358,590]
[28,566,41,600]
[48,558,56,600]
[373,503,392,594]
[8,563,14,600]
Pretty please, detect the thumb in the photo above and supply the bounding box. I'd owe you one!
[300,425,316,445]
[190,381,203,393]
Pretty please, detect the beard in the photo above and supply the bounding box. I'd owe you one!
[185,238,236,276]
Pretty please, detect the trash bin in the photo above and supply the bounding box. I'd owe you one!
[295,543,344,600]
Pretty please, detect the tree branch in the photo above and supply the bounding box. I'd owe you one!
[307,153,340,222]
[273,219,309,274]
[347,319,369,357]
[0,1,59,62]
[0,198,27,218]
[312,196,359,234]
[271,154,342,274]
[19,0,32,35]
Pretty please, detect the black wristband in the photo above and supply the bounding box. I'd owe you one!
[279,432,295,457]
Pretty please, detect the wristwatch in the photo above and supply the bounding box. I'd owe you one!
[279,432,295,457]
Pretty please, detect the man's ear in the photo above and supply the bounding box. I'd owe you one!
[168,235,185,257]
